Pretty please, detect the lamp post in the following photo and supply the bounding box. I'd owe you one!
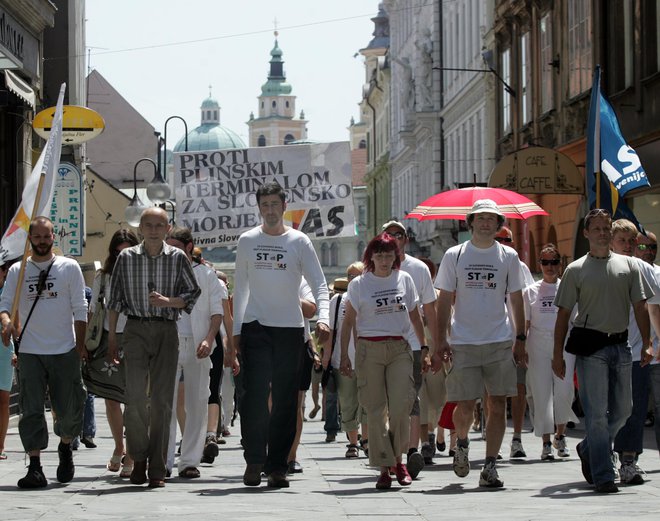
[146,116,188,204]
[161,199,176,225]
[125,158,155,227]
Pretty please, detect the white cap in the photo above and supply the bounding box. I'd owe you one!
[381,220,407,234]
[466,199,504,220]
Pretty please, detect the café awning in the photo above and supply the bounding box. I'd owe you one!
[4,69,35,109]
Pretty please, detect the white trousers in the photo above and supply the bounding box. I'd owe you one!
[166,336,212,472]
[220,366,235,430]
[526,329,579,437]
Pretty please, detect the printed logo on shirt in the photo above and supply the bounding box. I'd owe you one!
[464,263,499,290]
[253,244,288,271]
[372,289,407,316]
[539,296,556,312]
[26,273,57,300]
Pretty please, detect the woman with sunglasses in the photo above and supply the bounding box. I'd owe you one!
[523,244,578,460]
[339,233,426,489]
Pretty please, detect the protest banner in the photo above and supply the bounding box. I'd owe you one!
[173,142,355,247]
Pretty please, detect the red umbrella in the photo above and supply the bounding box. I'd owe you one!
[405,187,549,221]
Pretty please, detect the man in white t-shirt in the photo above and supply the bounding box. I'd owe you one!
[495,226,535,459]
[0,217,88,489]
[382,220,436,479]
[432,200,526,488]
[610,220,660,485]
[233,182,330,489]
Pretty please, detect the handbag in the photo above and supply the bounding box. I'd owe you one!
[85,274,107,352]
[322,294,343,392]
[565,325,628,357]
[81,330,126,403]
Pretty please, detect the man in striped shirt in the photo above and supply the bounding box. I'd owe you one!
[108,208,200,488]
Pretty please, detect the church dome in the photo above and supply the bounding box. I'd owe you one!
[174,91,246,151]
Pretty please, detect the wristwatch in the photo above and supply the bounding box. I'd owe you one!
[515,333,527,342]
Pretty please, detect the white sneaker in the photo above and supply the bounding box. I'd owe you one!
[619,461,645,485]
[541,443,554,460]
[452,445,470,478]
[552,436,570,458]
[510,439,527,458]
[479,461,503,488]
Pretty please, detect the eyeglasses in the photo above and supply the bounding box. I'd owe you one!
[637,244,658,251]
[494,237,513,243]
[386,232,406,240]
[540,259,560,266]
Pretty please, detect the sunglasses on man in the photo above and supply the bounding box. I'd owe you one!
[540,259,560,266]
[637,244,657,251]
[494,237,513,243]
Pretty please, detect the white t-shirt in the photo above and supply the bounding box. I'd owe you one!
[650,264,660,365]
[434,241,524,345]
[329,293,354,367]
[524,279,560,335]
[233,226,329,335]
[300,279,315,342]
[400,254,437,351]
[629,258,660,362]
[347,270,419,339]
[0,256,87,355]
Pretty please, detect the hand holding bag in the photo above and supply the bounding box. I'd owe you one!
[84,274,106,352]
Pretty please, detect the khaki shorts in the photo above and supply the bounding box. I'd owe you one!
[446,341,517,402]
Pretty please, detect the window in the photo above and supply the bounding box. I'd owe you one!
[321,243,329,266]
[567,0,592,97]
[285,101,290,108]
[642,0,660,75]
[272,101,277,108]
[284,134,295,144]
[213,110,218,120]
[358,139,366,149]
[357,203,366,226]
[330,243,339,266]
[520,32,532,124]
[608,0,634,91]
[257,135,266,147]
[540,13,554,113]
[501,48,511,133]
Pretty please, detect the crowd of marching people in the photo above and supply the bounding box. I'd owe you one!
[1,184,659,495]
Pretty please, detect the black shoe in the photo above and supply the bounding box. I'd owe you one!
[407,451,425,479]
[243,464,263,486]
[203,436,219,461]
[17,466,47,489]
[576,441,593,485]
[81,436,97,449]
[287,460,303,474]
[436,441,446,453]
[56,442,75,483]
[267,471,290,488]
[325,432,337,443]
[595,481,619,493]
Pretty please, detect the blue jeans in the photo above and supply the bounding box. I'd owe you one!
[613,361,650,456]
[324,389,340,435]
[576,342,632,486]
[83,393,96,438]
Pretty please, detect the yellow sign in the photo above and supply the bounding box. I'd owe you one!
[489,147,583,194]
[33,105,105,144]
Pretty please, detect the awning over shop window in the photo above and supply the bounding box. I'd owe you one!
[4,69,35,109]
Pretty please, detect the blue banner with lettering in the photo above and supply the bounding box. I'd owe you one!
[586,66,649,231]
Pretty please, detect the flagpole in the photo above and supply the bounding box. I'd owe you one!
[7,173,48,334]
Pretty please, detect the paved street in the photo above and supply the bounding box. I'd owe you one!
[1,396,659,521]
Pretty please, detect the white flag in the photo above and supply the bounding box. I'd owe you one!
[0,83,66,264]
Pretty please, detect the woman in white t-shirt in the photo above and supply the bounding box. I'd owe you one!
[339,234,425,490]
[524,244,577,461]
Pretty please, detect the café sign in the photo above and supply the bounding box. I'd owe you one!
[489,147,583,194]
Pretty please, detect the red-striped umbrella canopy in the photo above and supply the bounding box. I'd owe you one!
[405,187,549,221]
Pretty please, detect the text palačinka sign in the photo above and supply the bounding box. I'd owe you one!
[173,142,355,247]
[488,146,583,194]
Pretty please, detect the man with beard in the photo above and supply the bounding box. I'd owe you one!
[0,217,88,488]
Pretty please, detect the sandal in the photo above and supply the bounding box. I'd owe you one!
[0,451,7,460]
[119,462,134,478]
[359,439,369,457]
[178,466,200,479]
[107,454,122,472]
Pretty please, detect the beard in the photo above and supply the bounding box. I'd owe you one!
[30,241,53,257]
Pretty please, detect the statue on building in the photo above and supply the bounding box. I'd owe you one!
[416,28,433,110]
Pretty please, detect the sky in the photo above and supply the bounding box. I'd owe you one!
[84,1,379,148]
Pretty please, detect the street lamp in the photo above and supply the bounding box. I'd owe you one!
[147,116,188,204]
[125,158,155,227]
[161,199,176,225]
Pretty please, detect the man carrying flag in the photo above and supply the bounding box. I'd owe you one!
[0,84,89,489]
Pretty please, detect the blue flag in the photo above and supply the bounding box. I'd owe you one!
[585,66,649,231]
